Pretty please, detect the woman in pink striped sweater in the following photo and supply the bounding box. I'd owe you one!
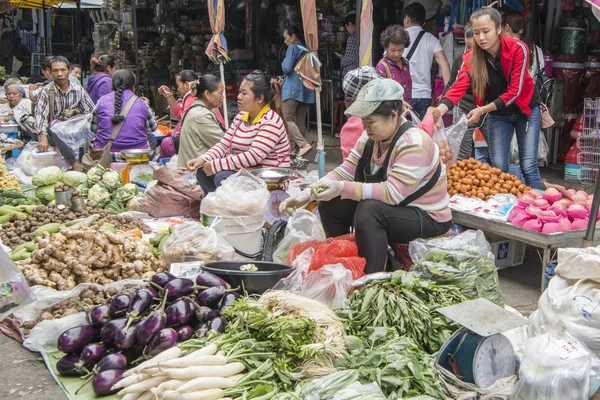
[187,71,291,193]
[282,79,451,273]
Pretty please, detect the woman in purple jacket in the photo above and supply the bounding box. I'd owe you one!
[91,69,158,161]
[87,55,116,104]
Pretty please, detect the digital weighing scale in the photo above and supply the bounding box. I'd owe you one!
[120,149,153,184]
[436,298,528,389]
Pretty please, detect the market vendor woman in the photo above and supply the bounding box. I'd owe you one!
[281,79,451,274]
[187,70,291,193]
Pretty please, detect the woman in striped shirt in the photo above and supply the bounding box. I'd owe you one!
[281,79,451,274]
[187,71,291,193]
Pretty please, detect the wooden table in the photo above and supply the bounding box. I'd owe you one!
[452,210,600,291]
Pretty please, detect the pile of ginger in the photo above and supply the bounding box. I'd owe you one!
[17,225,166,291]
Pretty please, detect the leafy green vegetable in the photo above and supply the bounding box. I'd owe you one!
[106,200,126,215]
[77,181,90,197]
[34,184,56,204]
[411,249,503,306]
[340,271,470,354]
[294,370,360,399]
[336,328,446,399]
[32,166,63,187]
[62,171,87,186]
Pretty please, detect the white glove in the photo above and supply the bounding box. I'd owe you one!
[279,188,313,216]
[312,180,344,201]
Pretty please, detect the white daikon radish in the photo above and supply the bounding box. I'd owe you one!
[118,376,169,395]
[120,393,142,400]
[158,355,228,370]
[163,389,224,400]
[137,391,155,400]
[162,362,245,380]
[176,377,236,393]
[112,373,150,390]
[124,347,182,377]
[157,379,188,391]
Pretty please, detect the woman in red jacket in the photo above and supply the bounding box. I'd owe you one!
[436,7,542,189]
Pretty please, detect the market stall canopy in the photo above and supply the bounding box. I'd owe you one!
[359,0,373,67]
[295,0,321,90]
[11,0,72,7]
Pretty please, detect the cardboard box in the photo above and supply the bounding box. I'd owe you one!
[486,234,526,270]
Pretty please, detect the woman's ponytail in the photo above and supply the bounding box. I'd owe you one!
[269,78,289,134]
[112,86,125,124]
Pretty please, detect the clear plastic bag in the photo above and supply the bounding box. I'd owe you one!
[296,370,360,400]
[49,113,92,157]
[409,230,504,306]
[509,133,550,166]
[446,114,469,164]
[512,332,600,400]
[273,209,326,263]
[273,247,314,293]
[0,248,33,319]
[200,169,270,217]
[299,264,353,310]
[17,142,67,176]
[333,382,387,400]
[433,124,453,167]
[162,222,234,265]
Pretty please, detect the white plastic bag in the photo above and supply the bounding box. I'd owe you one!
[273,247,314,293]
[512,332,600,400]
[0,248,33,318]
[200,169,270,217]
[162,222,234,265]
[299,264,353,310]
[16,142,67,176]
[49,113,92,157]
[509,132,550,167]
[531,247,600,356]
[446,114,469,164]
[273,209,326,263]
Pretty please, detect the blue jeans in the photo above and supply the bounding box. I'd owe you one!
[487,106,542,189]
[411,98,431,120]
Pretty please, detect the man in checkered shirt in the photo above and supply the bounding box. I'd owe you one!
[336,14,358,81]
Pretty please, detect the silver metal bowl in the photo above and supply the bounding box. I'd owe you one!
[120,149,152,158]
[250,168,293,184]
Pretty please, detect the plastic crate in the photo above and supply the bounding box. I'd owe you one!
[583,98,600,137]
[578,151,600,167]
[577,136,599,153]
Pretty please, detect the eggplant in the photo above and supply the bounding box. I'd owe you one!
[86,305,111,328]
[96,353,127,372]
[114,322,139,350]
[120,345,143,364]
[92,369,124,396]
[56,354,89,376]
[100,318,127,348]
[219,292,241,310]
[195,306,220,323]
[80,343,106,365]
[164,278,195,300]
[176,325,194,341]
[209,316,227,334]
[166,298,194,327]
[196,286,235,309]
[196,271,229,289]
[136,291,168,346]
[195,323,209,338]
[109,294,131,318]
[125,289,154,329]
[151,272,177,288]
[57,325,98,354]
[144,328,178,357]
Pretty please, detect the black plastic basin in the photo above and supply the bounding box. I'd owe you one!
[201,261,293,295]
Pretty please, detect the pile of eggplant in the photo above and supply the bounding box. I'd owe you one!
[55,271,239,396]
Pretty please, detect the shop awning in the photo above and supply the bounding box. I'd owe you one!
[11,0,75,8]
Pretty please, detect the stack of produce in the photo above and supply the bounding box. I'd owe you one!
[149,227,173,258]
[1,205,150,250]
[178,291,347,399]
[0,156,20,190]
[509,188,597,233]
[0,203,37,226]
[0,188,40,206]
[16,225,165,290]
[55,271,233,396]
[341,271,470,354]
[83,165,140,214]
[446,158,530,200]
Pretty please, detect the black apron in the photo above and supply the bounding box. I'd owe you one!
[354,121,442,206]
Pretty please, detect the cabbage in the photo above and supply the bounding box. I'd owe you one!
[62,171,87,186]
[102,170,122,191]
[35,184,56,204]
[88,183,111,207]
[32,167,63,187]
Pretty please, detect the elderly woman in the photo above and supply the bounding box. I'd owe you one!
[187,70,290,193]
[1,84,35,138]
[281,79,451,274]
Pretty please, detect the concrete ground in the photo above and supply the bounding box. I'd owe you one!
[0,136,594,399]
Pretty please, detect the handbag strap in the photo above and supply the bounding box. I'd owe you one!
[399,162,442,207]
[378,60,392,79]
[108,94,138,143]
[406,31,425,61]
[48,82,55,125]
